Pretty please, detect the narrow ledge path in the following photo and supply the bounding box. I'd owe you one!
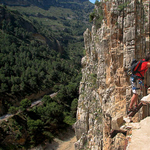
[127,117,150,150]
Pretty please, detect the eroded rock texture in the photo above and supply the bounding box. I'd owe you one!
[74,0,150,149]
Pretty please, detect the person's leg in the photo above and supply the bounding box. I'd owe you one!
[129,93,138,109]
[128,77,140,114]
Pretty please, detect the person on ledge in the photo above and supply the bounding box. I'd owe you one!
[127,53,150,114]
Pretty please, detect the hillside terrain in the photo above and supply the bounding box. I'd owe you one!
[0,0,94,149]
[0,0,91,9]
[0,0,94,114]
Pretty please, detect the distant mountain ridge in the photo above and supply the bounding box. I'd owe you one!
[0,0,92,9]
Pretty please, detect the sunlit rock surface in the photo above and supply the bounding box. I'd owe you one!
[74,0,150,149]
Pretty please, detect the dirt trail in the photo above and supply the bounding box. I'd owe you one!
[44,128,76,150]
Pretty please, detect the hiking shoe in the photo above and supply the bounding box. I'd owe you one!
[127,108,133,115]
[134,105,138,111]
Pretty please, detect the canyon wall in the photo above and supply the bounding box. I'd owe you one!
[74,0,150,149]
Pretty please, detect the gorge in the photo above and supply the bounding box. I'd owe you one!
[0,0,93,149]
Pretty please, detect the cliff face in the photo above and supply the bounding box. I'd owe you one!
[74,0,150,149]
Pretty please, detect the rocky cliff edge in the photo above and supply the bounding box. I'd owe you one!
[74,0,150,149]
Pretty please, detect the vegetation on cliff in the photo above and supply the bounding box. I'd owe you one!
[89,0,103,29]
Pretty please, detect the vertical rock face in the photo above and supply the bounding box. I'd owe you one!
[74,0,150,149]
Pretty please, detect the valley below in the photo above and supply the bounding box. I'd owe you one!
[30,127,76,150]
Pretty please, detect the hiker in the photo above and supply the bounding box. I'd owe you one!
[127,53,150,114]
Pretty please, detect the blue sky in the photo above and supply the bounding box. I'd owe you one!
[89,0,101,4]
[89,0,95,3]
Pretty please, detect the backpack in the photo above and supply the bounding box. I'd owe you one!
[127,59,145,80]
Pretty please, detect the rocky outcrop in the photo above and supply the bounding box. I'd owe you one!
[74,0,150,149]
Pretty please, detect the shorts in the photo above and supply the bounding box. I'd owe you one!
[130,77,141,95]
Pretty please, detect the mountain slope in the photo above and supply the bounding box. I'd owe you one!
[0,4,83,148]
[0,0,92,9]
[3,0,94,59]
[0,1,94,148]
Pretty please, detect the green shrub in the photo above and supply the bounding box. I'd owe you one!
[89,3,104,29]
[8,106,19,114]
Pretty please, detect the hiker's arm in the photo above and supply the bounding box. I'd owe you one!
[147,62,150,68]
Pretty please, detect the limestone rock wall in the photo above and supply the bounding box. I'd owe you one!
[74,0,150,149]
